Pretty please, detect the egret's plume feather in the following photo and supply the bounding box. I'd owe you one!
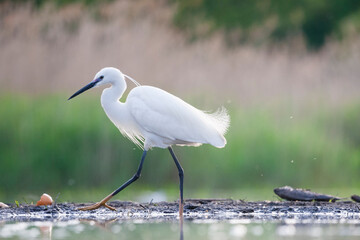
[124,74,141,87]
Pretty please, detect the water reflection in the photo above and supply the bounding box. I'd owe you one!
[180,213,184,240]
[0,221,52,239]
[1,219,360,239]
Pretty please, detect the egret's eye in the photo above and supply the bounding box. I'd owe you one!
[99,75,104,80]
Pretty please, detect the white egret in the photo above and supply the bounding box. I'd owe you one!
[68,67,230,215]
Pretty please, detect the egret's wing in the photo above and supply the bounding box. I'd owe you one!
[127,86,229,147]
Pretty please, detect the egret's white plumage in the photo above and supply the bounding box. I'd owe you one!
[94,67,230,150]
[68,67,230,213]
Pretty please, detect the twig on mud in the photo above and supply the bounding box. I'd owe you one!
[51,193,61,209]
[139,204,147,209]
[186,198,233,202]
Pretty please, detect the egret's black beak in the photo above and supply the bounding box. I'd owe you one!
[68,78,100,100]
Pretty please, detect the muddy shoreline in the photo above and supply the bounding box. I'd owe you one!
[1,199,360,223]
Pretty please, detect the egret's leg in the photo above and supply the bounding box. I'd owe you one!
[78,150,147,211]
[168,147,184,216]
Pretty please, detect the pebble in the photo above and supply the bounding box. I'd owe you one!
[0,202,9,208]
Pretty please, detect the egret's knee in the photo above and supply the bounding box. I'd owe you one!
[133,173,141,180]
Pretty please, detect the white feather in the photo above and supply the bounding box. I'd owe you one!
[124,74,141,87]
[127,86,230,149]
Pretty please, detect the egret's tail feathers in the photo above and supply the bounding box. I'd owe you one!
[207,106,230,136]
[202,106,230,148]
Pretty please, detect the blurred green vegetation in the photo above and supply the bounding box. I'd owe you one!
[174,0,360,49]
[0,94,359,201]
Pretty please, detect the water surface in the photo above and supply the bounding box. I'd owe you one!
[1,219,359,240]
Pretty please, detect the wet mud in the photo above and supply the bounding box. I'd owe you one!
[1,199,360,223]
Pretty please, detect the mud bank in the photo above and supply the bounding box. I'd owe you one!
[1,199,360,223]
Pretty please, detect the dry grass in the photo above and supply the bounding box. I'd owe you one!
[0,0,359,109]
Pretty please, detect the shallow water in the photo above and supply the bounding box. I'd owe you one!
[1,220,360,240]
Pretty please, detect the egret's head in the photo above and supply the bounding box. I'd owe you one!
[94,67,124,87]
[68,67,125,100]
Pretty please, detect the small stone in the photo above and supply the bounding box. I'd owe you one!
[185,204,199,210]
[0,202,9,208]
[241,208,254,213]
[36,193,53,206]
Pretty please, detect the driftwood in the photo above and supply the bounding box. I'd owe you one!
[274,186,340,202]
[351,195,360,203]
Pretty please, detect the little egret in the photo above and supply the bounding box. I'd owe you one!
[68,67,230,215]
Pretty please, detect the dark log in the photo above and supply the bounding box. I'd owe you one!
[351,195,360,203]
[274,186,340,202]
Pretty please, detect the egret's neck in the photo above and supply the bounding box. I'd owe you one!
[100,82,132,133]
[101,82,126,105]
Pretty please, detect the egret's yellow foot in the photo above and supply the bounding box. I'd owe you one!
[78,194,116,211]
[78,202,116,211]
